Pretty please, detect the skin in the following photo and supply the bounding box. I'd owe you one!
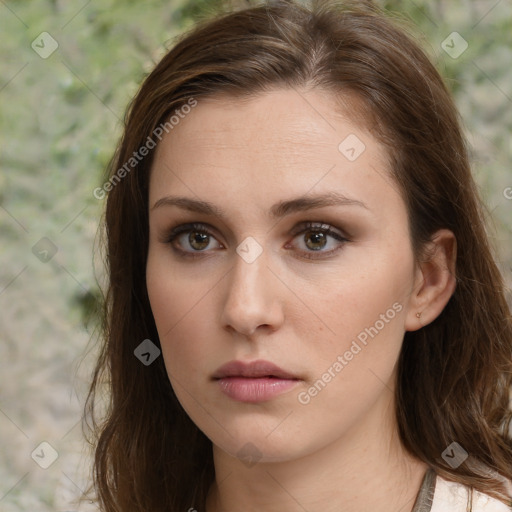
[146,88,457,512]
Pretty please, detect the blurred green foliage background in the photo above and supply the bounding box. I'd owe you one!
[1,0,511,510]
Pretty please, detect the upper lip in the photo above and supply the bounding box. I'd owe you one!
[212,360,299,380]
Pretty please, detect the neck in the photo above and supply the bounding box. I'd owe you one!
[205,392,429,512]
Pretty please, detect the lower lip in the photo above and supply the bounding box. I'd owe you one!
[216,377,300,402]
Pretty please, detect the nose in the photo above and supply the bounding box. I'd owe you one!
[220,250,285,338]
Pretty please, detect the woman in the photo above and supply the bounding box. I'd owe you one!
[85,1,512,511]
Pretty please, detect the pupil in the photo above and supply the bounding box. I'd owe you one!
[306,231,326,250]
[189,232,209,250]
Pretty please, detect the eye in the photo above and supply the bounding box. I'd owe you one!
[287,222,349,259]
[164,223,223,256]
[163,221,349,260]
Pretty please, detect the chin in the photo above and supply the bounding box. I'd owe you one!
[208,424,317,465]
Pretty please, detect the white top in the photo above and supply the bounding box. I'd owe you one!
[413,469,512,511]
[431,475,512,512]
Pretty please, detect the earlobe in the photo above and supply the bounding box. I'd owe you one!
[405,229,457,332]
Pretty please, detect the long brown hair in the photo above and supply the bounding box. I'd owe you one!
[85,1,512,510]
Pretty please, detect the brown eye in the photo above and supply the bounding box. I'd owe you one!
[189,231,210,250]
[164,223,223,256]
[287,221,349,260]
[304,231,328,251]
[165,221,348,260]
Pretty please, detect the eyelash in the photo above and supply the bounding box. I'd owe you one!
[163,222,350,260]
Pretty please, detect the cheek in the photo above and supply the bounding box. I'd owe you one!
[146,251,221,385]
[147,246,213,333]
[145,255,183,334]
[290,276,408,440]
[146,264,222,435]
[292,246,413,391]
[299,256,410,340]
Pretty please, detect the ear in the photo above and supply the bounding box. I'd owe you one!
[404,229,457,331]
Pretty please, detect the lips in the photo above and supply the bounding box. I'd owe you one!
[212,359,301,403]
[212,359,299,380]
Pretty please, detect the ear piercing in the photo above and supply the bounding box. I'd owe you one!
[416,312,422,318]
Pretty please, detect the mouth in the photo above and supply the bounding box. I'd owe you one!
[212,359,299,380]
[214,376,300,403]
[212,360,301,403]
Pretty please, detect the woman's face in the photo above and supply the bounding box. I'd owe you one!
[146,88,420,462]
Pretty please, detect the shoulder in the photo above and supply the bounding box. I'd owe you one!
[431,474,512,512]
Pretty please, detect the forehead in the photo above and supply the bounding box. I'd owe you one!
[149,88,400,215]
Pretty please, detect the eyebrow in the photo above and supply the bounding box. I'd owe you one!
[151,191,369,219]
